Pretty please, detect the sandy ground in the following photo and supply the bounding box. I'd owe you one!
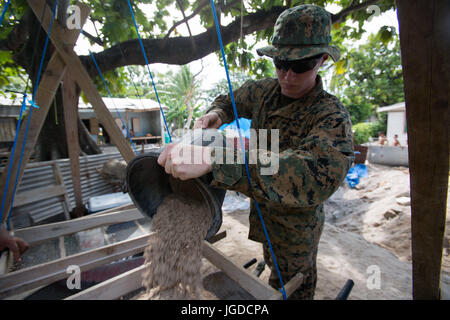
[323,163,449,275]
[134,163,449,300]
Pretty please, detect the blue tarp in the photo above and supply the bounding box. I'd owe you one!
[345,164,368,188]
[219,118,252,139]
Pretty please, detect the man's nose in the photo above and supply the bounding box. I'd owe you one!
[283,69,297,81]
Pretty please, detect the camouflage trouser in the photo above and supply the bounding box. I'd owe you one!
[262,218,324,300]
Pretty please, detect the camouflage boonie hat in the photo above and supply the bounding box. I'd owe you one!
[257,4,340,62]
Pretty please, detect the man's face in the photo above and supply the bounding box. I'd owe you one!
[275,54,328,98]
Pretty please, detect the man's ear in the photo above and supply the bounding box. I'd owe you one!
[320,54,329,66]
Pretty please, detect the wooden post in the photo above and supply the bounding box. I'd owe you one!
[62,72,84,218]
[396,0,449,299]
[0,4,90,225]
[28,0,135,163]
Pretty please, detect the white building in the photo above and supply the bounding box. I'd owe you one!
[377,102,408,146]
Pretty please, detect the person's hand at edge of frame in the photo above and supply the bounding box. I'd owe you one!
[0,227,29,263]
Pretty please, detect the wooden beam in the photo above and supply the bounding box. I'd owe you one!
[13,208,144,245]
[28,0,135,163]
[92,203,135,215]
[65,264,146,300]
[0,233,154,299]
[62,72,83,217]
[206,230,227,244]
[12,185,66,208]
[202,241,278,300]
[52,162,71,220]
[0,4,90,225]
[396,0,449,299]
[267,272,304,300]
[0,250,13,276]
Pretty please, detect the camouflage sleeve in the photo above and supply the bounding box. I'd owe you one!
[210,110,354,208]
[206,79,272,124]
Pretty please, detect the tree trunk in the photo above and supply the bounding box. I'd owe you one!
[35,86,68,161]
[14,1,101,162]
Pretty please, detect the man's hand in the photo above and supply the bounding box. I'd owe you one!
[194,112,223,129]
[157,143,213,180]
[0,228,29,262]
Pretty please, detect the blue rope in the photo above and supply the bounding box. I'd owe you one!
[0,95,28,226]
[209,0,287,299]
[87,48,138,154]
[0,1,58,229]
[125,0,172,143]
[0,0,11,28]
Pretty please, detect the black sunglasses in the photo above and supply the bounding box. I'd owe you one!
[273,54,323,74]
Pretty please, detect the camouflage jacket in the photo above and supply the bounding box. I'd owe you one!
[207,76,354,246]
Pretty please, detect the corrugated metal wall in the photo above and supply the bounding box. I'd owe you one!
[2,152,125,228]
[56,152,124,208]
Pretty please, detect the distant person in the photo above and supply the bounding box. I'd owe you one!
[392,134,401,147]
[121,125,127,138]
[98,127,104,145]
[378,132,388,145]
[0,227,29,262]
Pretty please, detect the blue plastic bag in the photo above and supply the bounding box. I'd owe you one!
[345,164,368,188]
[219,118,252,139]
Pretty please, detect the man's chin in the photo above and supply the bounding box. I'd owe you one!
[281,87,299,98]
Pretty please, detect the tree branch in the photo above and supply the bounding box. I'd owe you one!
[164,0,242,39]
[164,0,210,39]
[332,0,382,24]
[175,0,193,37]
[83,6,286,77]
[81,29,104,46]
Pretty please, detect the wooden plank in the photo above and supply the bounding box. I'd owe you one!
[65,264,145,300]
[62,72,83,215]
[53,163,72,219]
[28,0,135,164]
[0,4,90,225]
[92,203,135,215]
[202,241,278,300]
[89,118,99,135]
[0,250,10,275]
[12,185,66,208]
[0,233,154,299]
[267,272,304,300]
[13,208,144,245]
[396,0,449,300]
[206,230,226,244]
[59,236,66,258]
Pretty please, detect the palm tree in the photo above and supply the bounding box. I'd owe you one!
[161,65,203,130]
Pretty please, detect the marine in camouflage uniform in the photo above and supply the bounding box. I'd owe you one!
[206,5,354,299]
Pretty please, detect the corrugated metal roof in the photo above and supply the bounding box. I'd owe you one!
[0,96,167,114]
[78,97,167,112]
